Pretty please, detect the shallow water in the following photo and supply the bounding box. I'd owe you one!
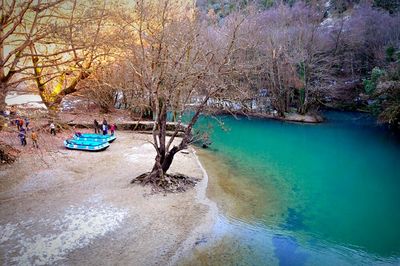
[183,111,400,265]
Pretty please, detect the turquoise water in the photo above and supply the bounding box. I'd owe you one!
[186,111,400,265]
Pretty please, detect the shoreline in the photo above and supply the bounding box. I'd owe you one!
[243,112,323,123]
[211,110,324,124]
[168,148,219,265]
[0,132,219,265]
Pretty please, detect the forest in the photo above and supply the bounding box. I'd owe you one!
[1,0,399,122]
[1,0,400,182]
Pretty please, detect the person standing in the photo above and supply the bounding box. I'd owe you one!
[10,105,16,117]
[50,122,56,136]
[19,127,27,146]
[16,117,23,130]
[102,118,108,135]
[94,119,99,134]
[24,117,30,131]
[31,129,39,148]
[110,123,116,136]
[15,118,20,130]
[19,117,24,129]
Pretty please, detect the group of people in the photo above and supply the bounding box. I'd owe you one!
[94,118,116,135]
[14,117,29,131]
[12,114,117,149]
[17,122,39,148]
[17,117,115,148]
[4,108,38,148]
[15,118,56,148]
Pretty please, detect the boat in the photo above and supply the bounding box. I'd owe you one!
[73,133,116,143]
[64,139,110,151]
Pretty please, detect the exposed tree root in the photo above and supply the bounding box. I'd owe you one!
[131,172,199,193]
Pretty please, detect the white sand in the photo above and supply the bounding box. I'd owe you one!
[0,132,217,265]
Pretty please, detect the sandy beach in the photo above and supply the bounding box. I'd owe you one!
[0,132,217,265]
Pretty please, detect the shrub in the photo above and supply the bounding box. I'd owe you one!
[363,67,385,94]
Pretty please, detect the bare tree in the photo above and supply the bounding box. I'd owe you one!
[28,0,127,108]
[0,0,65,111]
[108,0,254,190]
[0,0,130,113]
[249,3,335,116]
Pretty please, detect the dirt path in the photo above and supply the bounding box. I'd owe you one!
[0,132,216,265]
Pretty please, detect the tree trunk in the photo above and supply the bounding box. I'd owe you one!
[31,54,51,108]
[161,147,179,172]
[0,82,7,112]
[147,155,165,182]
[136,91,210,189]
[52,69,91,106]
[145,146,179,183]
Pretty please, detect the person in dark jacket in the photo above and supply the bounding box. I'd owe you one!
[94,119,99,134]
[19,127,27,146]
[102,118,108,135]
[24,117,30,131]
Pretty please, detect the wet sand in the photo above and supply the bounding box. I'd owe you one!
[176,149,287,266]
[0,132,216,265]
[195,149,285,224]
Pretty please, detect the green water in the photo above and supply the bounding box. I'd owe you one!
[185,111,400,265]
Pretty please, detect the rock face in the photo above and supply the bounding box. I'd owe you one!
[0,141,20,164]
[60,94,98,112]
[284,113,324,123]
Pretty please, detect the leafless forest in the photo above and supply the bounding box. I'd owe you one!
[1,0,400,187]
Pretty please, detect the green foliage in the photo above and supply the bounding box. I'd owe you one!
[386,46,396,62]
[297,61,306,82]
[299,88,305,105]
[330,0,356,13]
[363,67,385,94]
[367,59,400,125]
[260,0,275,8]
[371,67,386,82]
[373,0,400,13]
[367,100,382,115]
[363,79,375,94]
[284,0,296,7]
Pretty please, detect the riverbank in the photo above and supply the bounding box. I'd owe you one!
[248,112,323,123]
[0,132,217,265]
[211,109,324,123]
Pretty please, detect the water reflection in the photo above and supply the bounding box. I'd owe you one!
[272,235,308,266]
[184,111,400,265]
[181,214,400,265]
[281,208,308,231]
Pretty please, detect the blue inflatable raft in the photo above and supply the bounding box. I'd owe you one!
[73,133,116,143]
[64,139,110,151]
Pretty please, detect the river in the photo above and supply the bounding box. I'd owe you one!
[182,111,400,265]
